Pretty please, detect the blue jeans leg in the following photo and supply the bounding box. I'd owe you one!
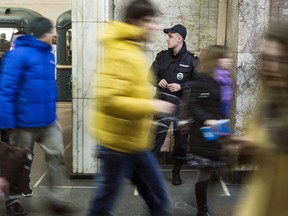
[131,151,171,216]
[87,146,130,216]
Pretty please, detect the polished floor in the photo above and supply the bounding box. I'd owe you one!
[0,102,246,216]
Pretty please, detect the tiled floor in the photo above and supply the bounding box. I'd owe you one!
[0,170,245,216]
[0,103,245,216]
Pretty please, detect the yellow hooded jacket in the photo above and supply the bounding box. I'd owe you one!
[234,100,288,216]
[89,21,158,153]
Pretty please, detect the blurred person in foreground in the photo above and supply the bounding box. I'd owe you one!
[149,24,198,185]
[0,17,72,215]
[185,45,233,216]
[87,0,174,215]
[231,22,288,216]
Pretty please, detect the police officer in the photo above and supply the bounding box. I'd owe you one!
[149,24,198,185]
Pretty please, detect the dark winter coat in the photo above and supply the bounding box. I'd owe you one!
[188,72,225,159]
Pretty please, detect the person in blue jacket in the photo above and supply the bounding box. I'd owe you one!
[0,17,71,216]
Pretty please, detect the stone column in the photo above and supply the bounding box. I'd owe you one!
[71,0,113,175]
[226,0,270,132]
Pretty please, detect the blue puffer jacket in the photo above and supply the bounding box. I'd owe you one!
[0,35,57,128]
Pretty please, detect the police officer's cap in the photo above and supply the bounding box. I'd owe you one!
[163,24,187,40]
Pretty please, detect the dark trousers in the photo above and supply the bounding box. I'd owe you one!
[0,130,9,143]
[153,119,188,159]
[87,146,171,216]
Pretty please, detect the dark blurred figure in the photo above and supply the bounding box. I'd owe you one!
[0,17,71,216]
[0,130,9,143]
[0,33,10,76]
[0,33,10,58]
[232,22,288,216]
[185,45,233,216]
[87,0,174,215]
[149,23,198,185]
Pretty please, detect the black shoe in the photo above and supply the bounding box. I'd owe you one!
[195,180,212,216]
[172,169,182,185]
[22,188,33,197]
[6,200,27,216]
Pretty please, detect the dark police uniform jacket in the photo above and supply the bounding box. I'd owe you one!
[149,42,198,101]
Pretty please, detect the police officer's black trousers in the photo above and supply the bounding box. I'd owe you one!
[152,119,188,159]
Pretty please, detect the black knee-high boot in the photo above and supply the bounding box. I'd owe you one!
[22,152,33,196]
[172,159,183,185]
[195,180,212,216]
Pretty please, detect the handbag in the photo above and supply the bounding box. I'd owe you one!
[0,141,27,195]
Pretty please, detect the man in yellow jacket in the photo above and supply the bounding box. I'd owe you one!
[87,0,175,215]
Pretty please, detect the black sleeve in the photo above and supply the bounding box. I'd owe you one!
[180,55,199,90]
[188,81,215,125]
[180,80,192,91]
[148,58,161,87]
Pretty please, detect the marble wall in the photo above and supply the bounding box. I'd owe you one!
[114,0,220,64]
[72,0,273,174]
[71,0,224,173]
[226,0,270,132]
[114,0,221,151]
[71,0,113,174]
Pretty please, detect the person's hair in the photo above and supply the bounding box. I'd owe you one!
[196,45,229,76]
[261,22,288,91]
[124,0,158,23]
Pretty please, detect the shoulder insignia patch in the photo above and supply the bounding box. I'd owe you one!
[191,53,198,58]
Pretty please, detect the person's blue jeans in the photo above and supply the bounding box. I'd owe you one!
[87,146,171,216]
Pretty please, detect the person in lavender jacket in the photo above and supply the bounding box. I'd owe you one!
[185,45,233,216]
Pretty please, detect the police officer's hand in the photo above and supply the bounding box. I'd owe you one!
[152,99,175,114]
[158,79,168,89]
[167,83,181,92]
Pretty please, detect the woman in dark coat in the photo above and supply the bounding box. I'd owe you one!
[186,45,233,216]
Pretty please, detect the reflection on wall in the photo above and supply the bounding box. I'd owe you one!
[114,0,219,59]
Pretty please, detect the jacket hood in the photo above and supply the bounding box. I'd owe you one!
[100,21,145,46]
[15,35,52,52]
